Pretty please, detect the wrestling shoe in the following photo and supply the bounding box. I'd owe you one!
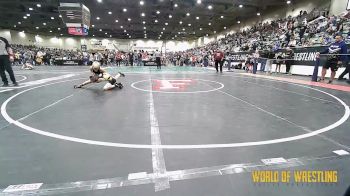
[116,83,123,89]
[119,72,125,77]
[327,80,333,84]
[13,82,19,86]
[2,83,9,87]
[74,85,82,89]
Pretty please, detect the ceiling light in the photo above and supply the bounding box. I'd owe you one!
[140,1,144,5]
[129,36,131,38]
[120,26,123,28]
[143,21,146,24]
[239,5,243,8]
[161,32,163,34]
[208,22,211,25]
[93,35,95,37]
[97,0,102,3]
[208,5,213,10]
[199,28,202,30]
[128,18,131,21]
[26,14,30,17]
[115,20,119,23]
[286,0,291,4]
[257,12,261,16]
[155,20,158,23]
[163,27,165,30]
[108,11,112,15]
[169,15,172,18]
[92,25,95,27]
[60,34,63,36]
[59,15,62,18]
[37,4,41,7]
[18,22,21,24]
[110,35,112,38]
[36,27,39,29]
[124,30,127,32]
[49,30,52,33]
[196,17,199,20]
[58,28,61,30]
[174,3,178,7]
[96,17,100,20]
[144,27,147,29]
[188,24,191,26]
[179,21,183,24]
[186,13,190,16]
[123,8,127,12]
[237,21,241,24]
[197,0,201,4]
[224,26,227,29]
[23,16,27,19]
[214,31,216,33]
[156,10,160,14]
[182,28,185,31]
[43,22,46,25]
[51,17,54,20]
[99,29,102,31]
[165,22,168,25]
[29,8,33,11]
[221,16,224,19]
[141,13,145,17]
[105,32,108,35]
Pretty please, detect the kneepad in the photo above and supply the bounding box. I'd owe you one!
[109,77,117,85]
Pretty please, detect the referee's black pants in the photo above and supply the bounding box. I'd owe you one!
[0,55,16,85]
[215,60,223,72]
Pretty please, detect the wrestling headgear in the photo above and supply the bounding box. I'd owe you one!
[92,61,101,71]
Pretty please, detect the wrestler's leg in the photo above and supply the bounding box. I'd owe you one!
[103,82,116,91]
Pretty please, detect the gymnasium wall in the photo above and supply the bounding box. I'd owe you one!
[0,29,196,52]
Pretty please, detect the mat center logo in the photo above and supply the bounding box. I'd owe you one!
[152,79,193,91]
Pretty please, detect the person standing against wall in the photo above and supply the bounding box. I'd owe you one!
[128,51,134,66]
[155,50,161,69]
[252,50,260,74]
[317,35,348,84]
[0,36,17,87]
[284,47,294,75]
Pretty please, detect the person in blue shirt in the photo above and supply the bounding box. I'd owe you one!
[317,35,348,84]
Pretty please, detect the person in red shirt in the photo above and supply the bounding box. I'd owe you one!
[214,50,224,73]
[115,51,122,67]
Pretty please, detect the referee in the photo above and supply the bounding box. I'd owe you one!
[0,36,17,87]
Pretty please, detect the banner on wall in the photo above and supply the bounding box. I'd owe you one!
[227,45,348,66]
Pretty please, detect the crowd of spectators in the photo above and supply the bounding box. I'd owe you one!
[11,44,152,66]
[165,8,350,67]
[10,8,350,70]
